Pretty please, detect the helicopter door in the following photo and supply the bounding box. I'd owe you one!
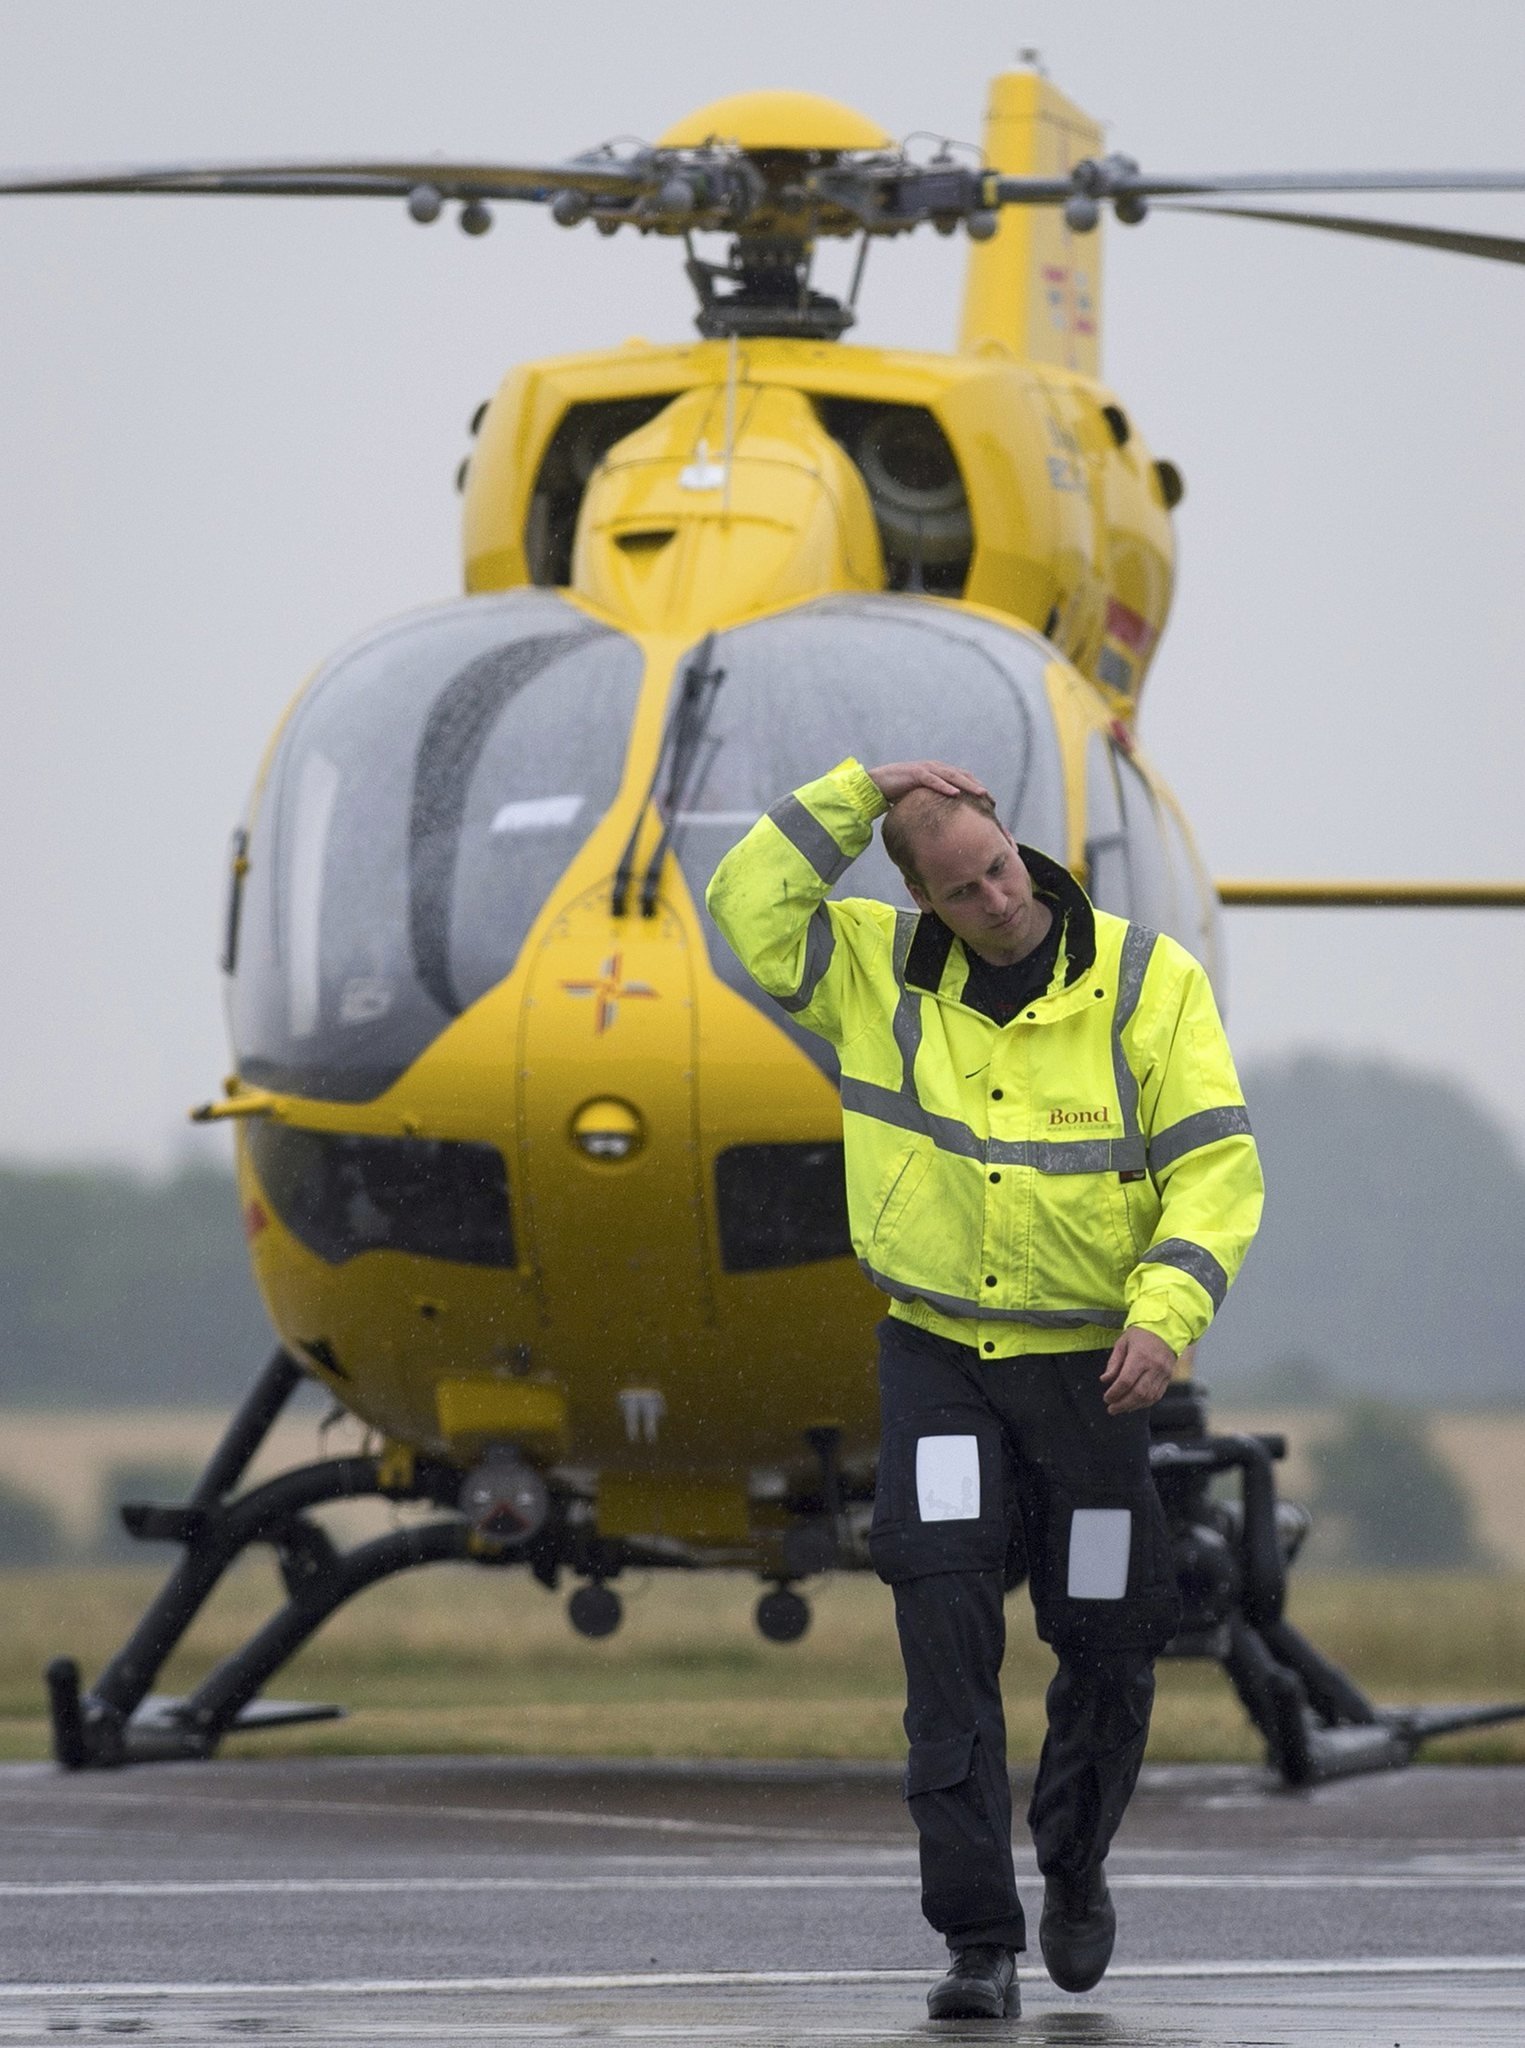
[1084,734,1131,916]
[513,862,714,1407]
[1114,747,1180,936]
[1086,731,1223,980]
[1159,792,1224,986]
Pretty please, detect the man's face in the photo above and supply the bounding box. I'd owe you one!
[905,808,1042,965]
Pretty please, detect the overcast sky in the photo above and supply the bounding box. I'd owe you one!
[3,0,1524,1172]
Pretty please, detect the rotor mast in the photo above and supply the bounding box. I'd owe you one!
[655,91,896,341]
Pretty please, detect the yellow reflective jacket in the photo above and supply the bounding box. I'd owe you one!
[706,757,1264,1359]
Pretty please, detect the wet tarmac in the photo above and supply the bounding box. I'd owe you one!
[1,1755,1522,2043]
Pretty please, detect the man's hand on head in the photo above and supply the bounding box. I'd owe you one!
[1100,1327,1177,1416]
[866,761,993,806]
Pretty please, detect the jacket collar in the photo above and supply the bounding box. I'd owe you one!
[903,844,1098,1000]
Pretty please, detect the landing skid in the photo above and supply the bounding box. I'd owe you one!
[1146,1383,1525,1785]
[46,1352,476,1767]
[46,1357,1525,1782]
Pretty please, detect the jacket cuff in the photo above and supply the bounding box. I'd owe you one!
[832,757,889,822]
[1125,1303,1199,1356]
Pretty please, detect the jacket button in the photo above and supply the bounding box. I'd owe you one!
[1095,988,1105,999]
[985,1274,997,1287]
[983,1341,995,1354]
[991,1087,1003,1100]
[1025,1010,1036,1020]
[989,1170,1001,1183]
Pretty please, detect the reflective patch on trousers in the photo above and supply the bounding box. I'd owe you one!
[915,1434,981,1522]
[1067,1507,1132,1598]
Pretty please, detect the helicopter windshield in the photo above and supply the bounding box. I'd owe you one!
[675,597,1067,1069]
[229,592,642,1102]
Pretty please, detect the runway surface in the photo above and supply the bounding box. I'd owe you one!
[2,1754,1523,2043]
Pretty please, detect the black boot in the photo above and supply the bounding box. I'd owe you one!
[1039,1869,1116,1992]
[926,1944,1019,2020]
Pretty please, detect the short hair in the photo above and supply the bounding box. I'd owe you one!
[881,786,999,891]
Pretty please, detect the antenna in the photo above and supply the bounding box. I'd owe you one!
[846,231,871,313]
[721,332,739,515]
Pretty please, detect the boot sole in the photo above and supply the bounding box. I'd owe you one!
[926,1979,1021,2020]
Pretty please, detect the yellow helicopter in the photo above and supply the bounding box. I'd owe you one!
[22,68,1525,1782]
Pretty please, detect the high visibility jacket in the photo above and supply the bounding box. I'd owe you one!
[707,758,1264,1359]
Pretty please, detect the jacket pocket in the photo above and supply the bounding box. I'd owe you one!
[867,1144,931,1253]
[1022,1170,1135,1318]
[1119,1173,1161,1259]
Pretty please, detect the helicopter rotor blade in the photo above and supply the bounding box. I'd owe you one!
[1155,201,1525,267]
[995,165,1525,205]
[0,155,655,202]
[993,159,1525,233]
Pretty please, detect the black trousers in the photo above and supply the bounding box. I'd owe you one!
[868,1316,1181,1952]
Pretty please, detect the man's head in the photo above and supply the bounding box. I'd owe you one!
[882,787,1047,966]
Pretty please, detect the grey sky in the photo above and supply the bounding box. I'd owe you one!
[2,0,1523,1170]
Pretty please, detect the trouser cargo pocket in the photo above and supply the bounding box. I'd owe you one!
[869,1417,1009,1581]
[903,1729,976,1802]
[1029,1484,1181,1653]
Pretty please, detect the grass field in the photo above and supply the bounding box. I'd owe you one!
[4,1560,1525,1767]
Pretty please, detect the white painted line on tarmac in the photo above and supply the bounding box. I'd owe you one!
[5,1958,1525,1998]
[5,1869,1525,1899]
[1113,1956,1525,1979]
[0,1785,869,1844]
[0,1874,916,1898]
[1114,1871,1525,1890]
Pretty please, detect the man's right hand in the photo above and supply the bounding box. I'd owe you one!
[866,761,993,805]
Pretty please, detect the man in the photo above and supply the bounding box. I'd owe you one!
[707,756,1263,2021]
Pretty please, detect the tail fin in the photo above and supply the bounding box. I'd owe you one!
[959,69,1105,373]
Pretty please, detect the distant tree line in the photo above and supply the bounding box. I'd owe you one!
[1305,1400,1486,1569]
[1204,1053,1525,1407]
[0,1160,271,1406]
[0,1458,204,1565]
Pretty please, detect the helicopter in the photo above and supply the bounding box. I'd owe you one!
[19,66,1525,1785]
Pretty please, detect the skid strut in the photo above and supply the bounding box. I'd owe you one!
[1147,1384,1525,1786]
[47,1352,469,1768]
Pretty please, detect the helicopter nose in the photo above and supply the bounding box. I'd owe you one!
[515,880,714,1383]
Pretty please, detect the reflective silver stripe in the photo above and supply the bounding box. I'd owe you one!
[842,1077,983,1160]
[767,794,853,884]
[841,1080,1145,1176]
[1112,926,1158,1142]
[1147,1105,1253,1175]
[1140,1236,1229,1311]
[990,1135,1147,1175]
[890,910,923,1095]
[775,905,836,1015]
[860,1261,1126,1328]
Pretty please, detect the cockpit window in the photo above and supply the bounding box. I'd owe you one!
[230,592,642,1102]
[674,596,1066,1071]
